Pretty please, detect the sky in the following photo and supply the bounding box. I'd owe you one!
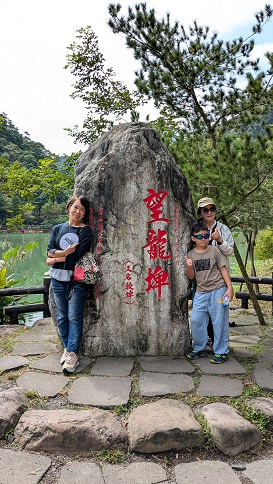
[1,0,273,155]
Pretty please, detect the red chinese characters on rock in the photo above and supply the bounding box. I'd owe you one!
[143,189,171,300]
[174,201,180,266]
[89,207,104,300]
[124,261,135,304]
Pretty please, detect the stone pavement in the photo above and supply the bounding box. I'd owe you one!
[1,309,273,482]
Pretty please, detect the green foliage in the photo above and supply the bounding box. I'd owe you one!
[0,239,39,324]
[94,449,126,464]
[0,114,78,228]
[65,26,147,143]
[255,229,273,259]
[106,3,273,231]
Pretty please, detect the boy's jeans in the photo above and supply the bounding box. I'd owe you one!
[51,278,86,354]
[190,286,229,355]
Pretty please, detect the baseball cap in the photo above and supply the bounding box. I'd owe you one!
[197,197,215,209]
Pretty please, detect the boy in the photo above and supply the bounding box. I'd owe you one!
[186,221,234,364]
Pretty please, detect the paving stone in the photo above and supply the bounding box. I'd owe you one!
[229,325,262,336]
[251,363,273,390]
[92,357,134,376]
[0,448,51,484]
[260,338,273,348]
[233,347,255,358]
[15,409,127,455]
[265,328,273,338]
[138,356,194,373]
[196,355,246,374]
[229,334,260,347]
[258,349,273,364]
[102,462,168,484]
[59,461,104,483]
[14,331,57,342]
[175,460,241,483]
[197,375,243,397]
[68,376,131,407]
[16,371,69,397]
[249,396,273,419]
[128,399,204,453]
[202,402,262,456]
[0,355,29,371]
[12,342,58,356]
[139,372,194,396]
[242,458,273,483]
[29,352,91,373]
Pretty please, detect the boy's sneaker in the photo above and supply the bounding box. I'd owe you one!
[60,348,68,365]
[210,354,227,364]
[187,350,207,360]
[62,352,79,374]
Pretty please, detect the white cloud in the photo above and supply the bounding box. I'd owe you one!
[0,0,271,154]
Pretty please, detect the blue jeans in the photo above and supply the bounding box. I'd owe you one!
[51,278,86,353]
[190,286,229,355]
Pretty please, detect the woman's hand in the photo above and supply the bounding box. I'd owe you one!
[46,257,56,266]
[63,243,79,256]
[210,228,222,244]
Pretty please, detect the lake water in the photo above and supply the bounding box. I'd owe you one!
[0,232,50,325]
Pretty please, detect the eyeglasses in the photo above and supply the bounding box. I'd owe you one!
[193,234,210,240]
[201,206,216,214]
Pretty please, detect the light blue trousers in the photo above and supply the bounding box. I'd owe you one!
[190,286,229,355]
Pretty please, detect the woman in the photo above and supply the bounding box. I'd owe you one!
[46,195,92,374]
[197,197,234,345]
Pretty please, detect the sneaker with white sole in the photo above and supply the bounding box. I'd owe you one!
[62,351,79,374]
[60,348,68,365]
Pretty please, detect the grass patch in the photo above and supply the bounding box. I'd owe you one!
[92,449,127,464]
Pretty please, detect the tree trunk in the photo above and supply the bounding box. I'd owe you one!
[233,241,266,325]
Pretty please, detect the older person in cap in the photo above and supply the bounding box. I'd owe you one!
[197,197,234,345]
[197,197,234,260]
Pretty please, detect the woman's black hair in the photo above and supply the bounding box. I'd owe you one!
[191,221,209,235]
[66,195,90,225]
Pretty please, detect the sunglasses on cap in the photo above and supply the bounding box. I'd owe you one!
[201,206,216,214]
[193,233,210,240]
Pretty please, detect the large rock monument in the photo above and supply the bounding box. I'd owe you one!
[72,122,195,357]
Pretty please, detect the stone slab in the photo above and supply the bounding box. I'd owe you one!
[234,347,255,358]
[259,339,273,348]
[14,331,57,342]
[265,328,273,338]
[242,458,273,484]
[229,325,262,336]
[196,355,246,374]
[229,334,260,347]
[258,349,273,364]
[197,375,243,397]
[175,460,241,483]
[251,363,273,390]
[91,357,134,376]
[138,356,194,373]
[102,462,168,484]
[16,371,69,397]
[0,355,29,371]
[29,352,91,373]
[59,461,104,484]
[68,376,131,407]
[12,342,58,356]
[139,372,194,396]
[249,397,273,418]
[0,448,51,484]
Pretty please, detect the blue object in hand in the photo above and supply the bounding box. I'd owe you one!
[222,296,229,307]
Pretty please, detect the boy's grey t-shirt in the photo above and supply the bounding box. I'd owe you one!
[188,245,227,293]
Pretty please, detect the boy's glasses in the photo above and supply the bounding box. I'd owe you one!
[193,234,210,240]
[201,206,216,214]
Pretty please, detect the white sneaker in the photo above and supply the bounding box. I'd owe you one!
[62,351,79,374]
[60,348,68,365]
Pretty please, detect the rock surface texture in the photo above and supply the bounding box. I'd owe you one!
[68,122,195,357]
